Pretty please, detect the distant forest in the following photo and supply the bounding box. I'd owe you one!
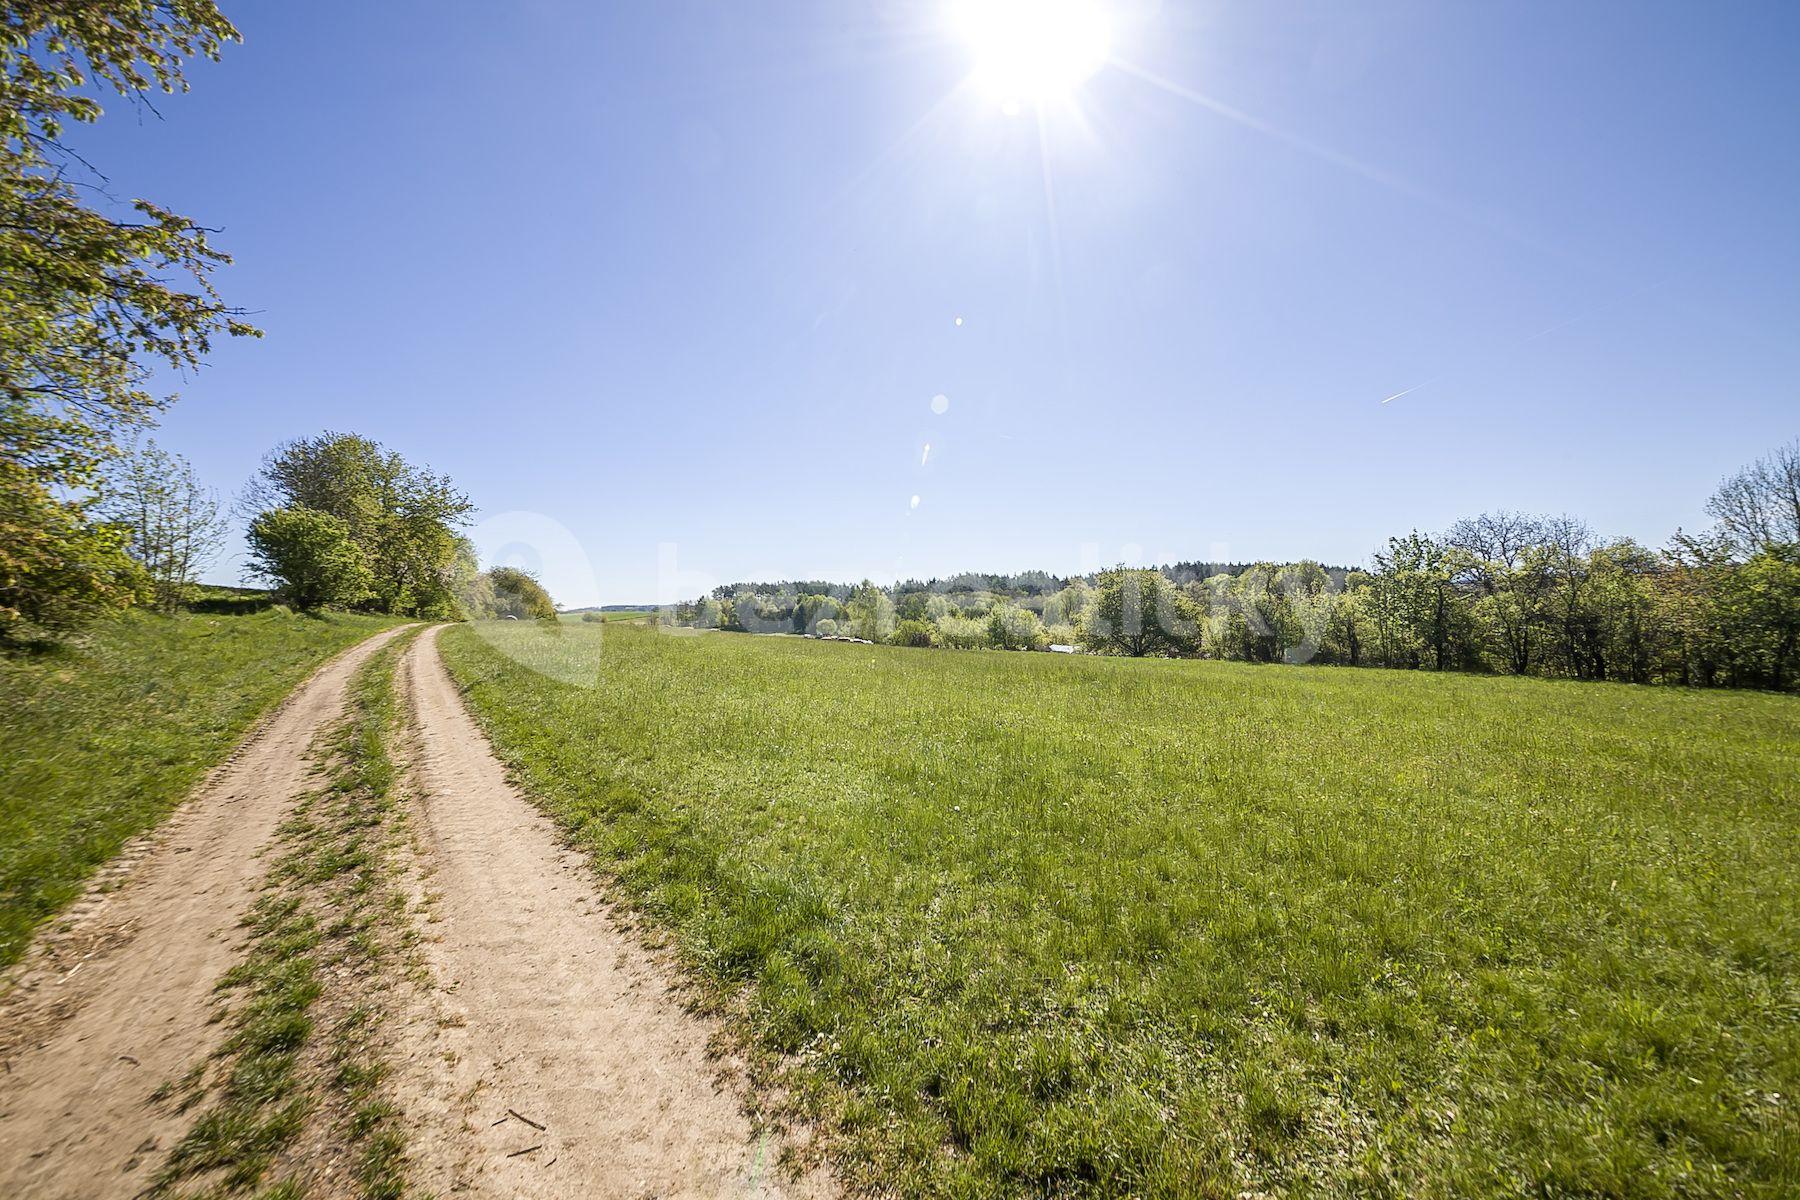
[670,439,1800,692]
[561,604,657,614]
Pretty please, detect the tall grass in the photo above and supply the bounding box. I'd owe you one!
[441,622,1799,1199]
[0,607,401,968]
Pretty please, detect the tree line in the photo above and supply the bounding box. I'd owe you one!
[12,421,552,639]
[672,438,1800,692]
[0,8,543,643]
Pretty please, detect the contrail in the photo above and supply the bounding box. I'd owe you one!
[1381,379,1439,405]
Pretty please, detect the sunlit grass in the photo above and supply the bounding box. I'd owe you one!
[0,606,401,968]
[441,622,1799,1198]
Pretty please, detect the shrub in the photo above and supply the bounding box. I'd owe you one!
[0,465,145,643]
[246,507,373,611]
[482,567,556,620]
[814,618,838,637]
[581,611,604,623]
[935,613,989,650]
[889,619,936,648]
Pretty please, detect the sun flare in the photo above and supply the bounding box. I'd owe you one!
[951,0,1112,108]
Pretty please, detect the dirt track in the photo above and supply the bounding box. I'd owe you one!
[0,624,412,1199]
[0,624,833,1199]
[390,624,830,1199]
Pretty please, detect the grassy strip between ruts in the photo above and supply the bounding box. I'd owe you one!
[149,625,423,1200]
[439,620,1800,1200]
[0,606,406,970]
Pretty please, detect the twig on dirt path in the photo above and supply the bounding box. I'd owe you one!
[506,1107,547,1131]
[118,1054,139,1066]
[505,1144,543,1158]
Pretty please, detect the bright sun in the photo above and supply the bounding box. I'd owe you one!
[951,0,1112,108]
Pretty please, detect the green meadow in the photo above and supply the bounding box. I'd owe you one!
[560,609,653,624]
[0,606,400,969]
[439,621,1800,1199]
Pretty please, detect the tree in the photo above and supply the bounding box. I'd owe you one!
[1,453,143,640]
[1276,561,1337,664]
[99,439,225,612]
[1369,533,1474,670]
[934,611,989,649]
[731,588,793,634]
[1583,540,1664,684]
[246,507,372,611]
[474,567,555,620]
[243,433,472,617]
[1662,531,1738,687]
[1078,568,1200,657]
[842,580,896,642]
[1446,512,1553,675]
[1708,439,1800,555]
[1326,573,1373,666]
[1042,581,1092,628]
[895,590,930,623]
[1733,545,1800,691]
[2,1,256,641]
[889,618,936,647]
[1539,516,1602,678]
[1650,440,1800,690]
[793,592,841,634]
[987,603,1047,651]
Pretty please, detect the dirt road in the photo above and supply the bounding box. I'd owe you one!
[0,623,832,1199]
[0,624,413,1199]
[391,624,830,1199]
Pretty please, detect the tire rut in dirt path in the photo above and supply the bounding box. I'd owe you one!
[0,624,416,1200]
[391,625,835,1200]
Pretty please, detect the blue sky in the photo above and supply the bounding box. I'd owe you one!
[71,1,1800,605]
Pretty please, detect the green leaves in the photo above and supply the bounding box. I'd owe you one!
[2,1,254,643]
[246,507,374,612]
[1,2,239,143]
[470,566,556,620]
[1077,568,1201,657]
[242,433,474,618]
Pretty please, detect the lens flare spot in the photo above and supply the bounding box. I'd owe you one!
[921,443,932,466]
[954,315,964,326]
[910,495,922,509]
[931,394,950,414]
